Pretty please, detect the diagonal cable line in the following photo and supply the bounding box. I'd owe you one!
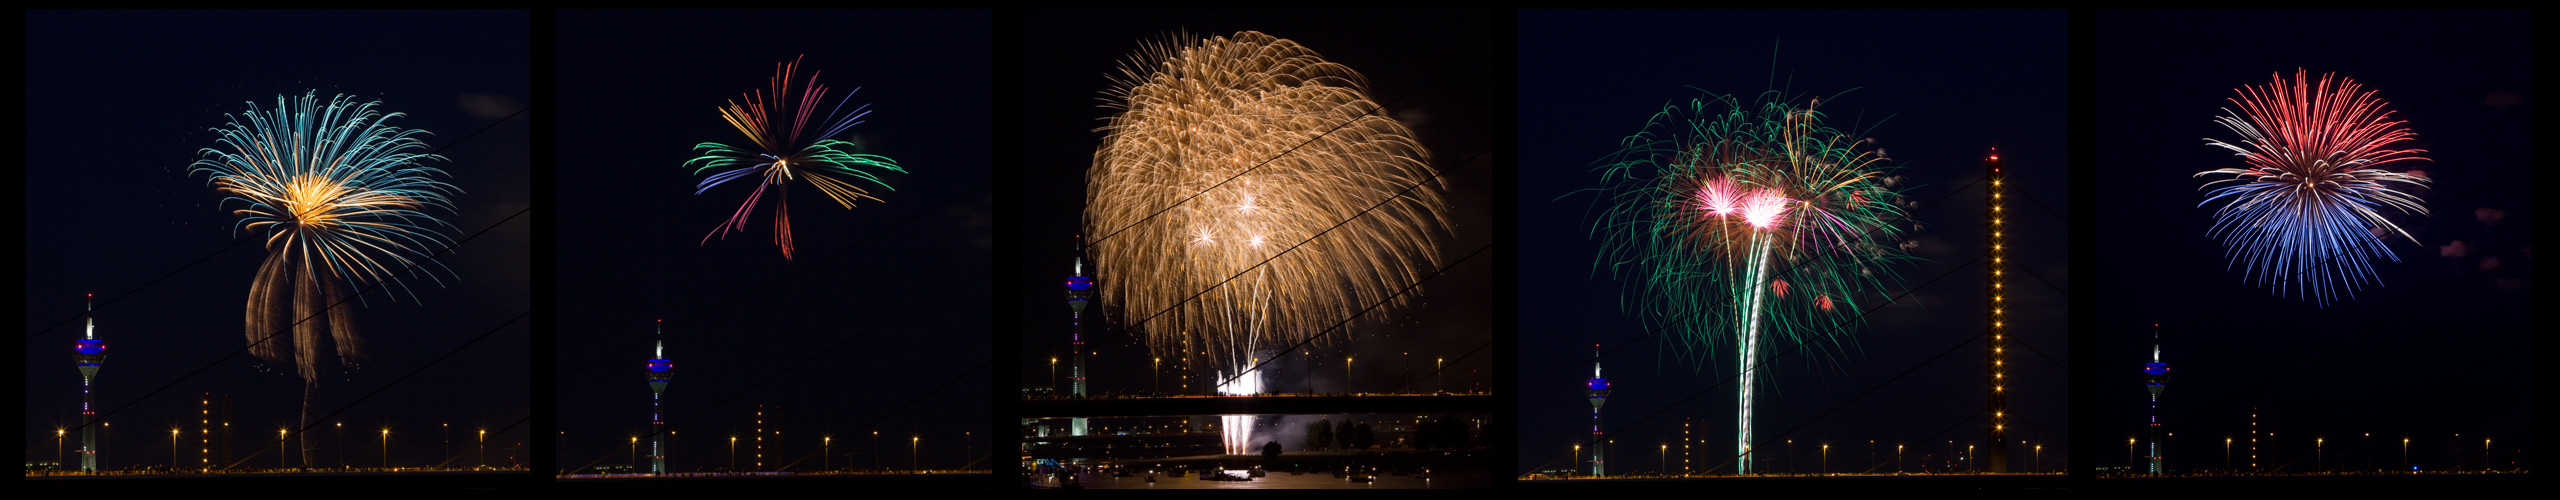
[1525,176,1987,392]
[209,311,528,470]
[1080,74,1447,252]
[2011,336,2066,371]
[1208,241,1494,392]
[61,206,530,439]
[1516,252,1983,476]
[1392,340,1493,394]
[27,105,531,343]
[555,180,991,381]
[1062,150,1489,365]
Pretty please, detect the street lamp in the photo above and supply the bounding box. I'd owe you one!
[2128,437,2137,473]
[172,429,180,471]
[2225,438,2232,473]
[2402,438,2410,474]
[825,437,832,472]
[1787,439,1794,474]
[280,429,289,470]
[2317,438,2324,473]
[729,436,737,472]
[631,437,639,472]
[382,430,390,470]
[1897,444,1904,473]
[873,431,880,472]
[58,429,66,471]
[1154,357,1162,394]
[912,436,920,474]
[2035,444,2043,473]
[442,423,449,470]
[336,423,344,470]
[1823,444,1830,475]
[1661,444,1668,476]
[478,430,486,469]
[964,432,972,472]
[1345,356,1355,394]
[1572,444,1580,478]
[2484,439,2491,472]
[1049,357,1058,393]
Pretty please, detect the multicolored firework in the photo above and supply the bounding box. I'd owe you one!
[687,55,907,260]
[192,91,461,465]
[1579,90,1915,474]
[1086,31,1452,380]
[2198,69,2429,306]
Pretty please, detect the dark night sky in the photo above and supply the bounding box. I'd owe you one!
[1015,11,1496,399]
[2095,10,2531,472]
[23,10,531,468]
[550,10,992,473]
[1519,10,2070,475]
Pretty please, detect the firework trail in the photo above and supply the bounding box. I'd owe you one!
[2198,69,2429,306]
[1086,31,1452,385]
[688,55,908,260]
[193,91,461,465]
[1580,90,1916,474]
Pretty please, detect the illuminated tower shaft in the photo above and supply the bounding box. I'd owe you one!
[1985,150,2011,472]
[2145,325,2170,475]
[74,295,107,473]
[1736,232,1771,476]
[1584,344,1609,477]
[1066,238,1096,437]
[645,322,673,475]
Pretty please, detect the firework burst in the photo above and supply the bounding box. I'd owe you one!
[193,91,461,465]
[688,55,907,260]
[1581,89,1915,474]
[1086,31,1452,378]
[2198,69,2429,306]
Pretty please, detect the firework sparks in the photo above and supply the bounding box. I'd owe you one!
[1582,89,1916,475]
[193,91,461,465]
[2198,69,2429,306]
[687,55,908,260]
[1086,31,1452,377]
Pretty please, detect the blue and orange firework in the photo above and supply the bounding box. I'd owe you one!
[194,91,461,465]
[687,55,907,260]
[2198,69,2429,306]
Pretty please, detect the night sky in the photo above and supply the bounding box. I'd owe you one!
[1518,10,2071,475]
[23,10,531,469]
[1015,11,1496,399]
[550,10,992,473]
[2095,10,2531,472]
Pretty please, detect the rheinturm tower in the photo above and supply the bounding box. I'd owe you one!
[1066,237,1096,437]
[646,320,673,475]
[74,294,107,473]
[1585,343,1609,477]
[2145,324,2171,475]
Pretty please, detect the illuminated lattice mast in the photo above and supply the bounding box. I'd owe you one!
[74,294,107,473]
[1986,149,2011,472]
[1585,344,1609,477]
[2146,325,2170,475]
[1067,236,1095,437]
[645,320,673,475]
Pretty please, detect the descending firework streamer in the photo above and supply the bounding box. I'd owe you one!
[2198,69,2429,306]
[688,55,908,260]
[192,91,462,466]
[1580,90,1916,475]
[1086,31,1452,382]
